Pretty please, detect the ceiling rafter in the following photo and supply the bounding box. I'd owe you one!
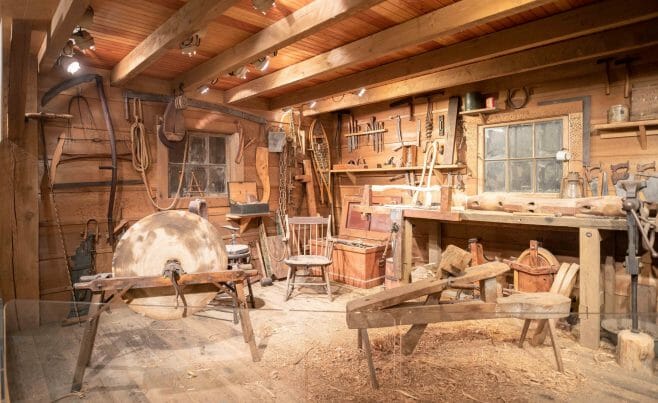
[110,0,239,87]
[270,0,658,110]
[37,0,91,73]
[223,0,553,104]
[303,20,658,116]
[175,0,387,92]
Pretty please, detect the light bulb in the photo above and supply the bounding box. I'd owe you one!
[309,100,317,108]
[198,84,210,95]
[67,60,81,74]
[357,87,366,97]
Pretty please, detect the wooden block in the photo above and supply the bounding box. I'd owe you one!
[439,244,472,276]
[616,329,655,376]
[479,277,498,303]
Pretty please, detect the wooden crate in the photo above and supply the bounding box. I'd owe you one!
[329,241,386,289]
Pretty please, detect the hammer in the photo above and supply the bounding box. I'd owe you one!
[615,56,638,98]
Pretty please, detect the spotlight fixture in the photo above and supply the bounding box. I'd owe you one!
[59,55,81,75]
[230,65,249,80]
[197,78,218,95]
[180,33,201,57]
[79,6,95,28]
[356,87,366,97]
[72,28,95,52]
[308,100,317,109]
[253,55,270,72]
[57,40,81,75]
[252,0,275,14]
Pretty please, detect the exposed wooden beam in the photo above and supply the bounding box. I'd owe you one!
[304,20,658,115]
[176,0,386,91]
[37,0,90,73]
[7,20,30,141]
[111,0,239,86]
[224,0,552,104]
[271,0,658,110]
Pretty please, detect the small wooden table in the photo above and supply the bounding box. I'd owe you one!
[70,269,259,392]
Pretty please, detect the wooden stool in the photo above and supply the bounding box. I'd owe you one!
[498,292,571,372]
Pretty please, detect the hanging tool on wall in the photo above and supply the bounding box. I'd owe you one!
[42,74,118,246]
[69,219,99,317]
[584,163,602,196]
[611,161,631,186]
[597,57,615,96]
[615,56,638,99]
[437,115,445,136]
[443,96,460,165]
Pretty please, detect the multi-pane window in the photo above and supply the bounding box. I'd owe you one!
[168,133,227,197]
[483,119,563,193]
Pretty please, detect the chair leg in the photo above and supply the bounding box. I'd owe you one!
[284,266,293,302]
[323,266,333,302]
[359,329,379,389]
[519,319,532,348]
[546,319,564,372]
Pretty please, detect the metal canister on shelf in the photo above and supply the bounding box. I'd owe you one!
[608,104,629,123]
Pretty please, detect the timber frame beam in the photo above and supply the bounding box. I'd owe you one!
[270,0,658,111]
[37,0,91,73]
[175,0,386,92]
[303,20,658,115]
[110,0,239,86]
[223,0,553,104]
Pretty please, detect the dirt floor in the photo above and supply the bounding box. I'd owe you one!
[6,280,658,402]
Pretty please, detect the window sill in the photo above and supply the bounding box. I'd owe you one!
[159,195,229,209]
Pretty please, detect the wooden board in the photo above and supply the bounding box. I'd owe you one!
[346,261,510,313]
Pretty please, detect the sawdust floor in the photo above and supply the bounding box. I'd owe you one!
[6,281,658,402]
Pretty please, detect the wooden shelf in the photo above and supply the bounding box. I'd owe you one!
[591,118,658,131]
[591,119,658,150]
[459,107,499,116]
[330,164,465,173]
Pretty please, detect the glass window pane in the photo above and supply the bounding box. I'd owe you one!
[484,127,506,159]
[509,160,532,192]
[535,120,562,157]
[189,136,206,163]
[185,166,207,196]
[168,164,184,197]
[536,159,562,193]
[508,124,532,158]
[168,139,187,163]
[208,166,227,194]
[484,160,506,192]
[209,136,226,164]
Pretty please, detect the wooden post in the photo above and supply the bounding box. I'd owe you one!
[294,159,318,216]
[0,20,39,330]
[579,227,601,349]
[428,223,442,278]
[71,292,103,392]
[401,216,413,283]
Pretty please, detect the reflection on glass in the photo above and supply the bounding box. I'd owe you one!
[484,127,506,159]
[508,124,532,158]
[484,160,506,192]
[509,160,532,192]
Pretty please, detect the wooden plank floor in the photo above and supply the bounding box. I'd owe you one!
[6,280,658,402]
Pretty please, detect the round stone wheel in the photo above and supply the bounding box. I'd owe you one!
[112,210,227,320]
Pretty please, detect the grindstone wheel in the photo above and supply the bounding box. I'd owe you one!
[112,210,227,320]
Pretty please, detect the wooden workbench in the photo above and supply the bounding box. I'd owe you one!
[392,207,627,349]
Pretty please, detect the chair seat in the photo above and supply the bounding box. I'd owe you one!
[226,244,250,257]
[284,254,331,267]
[497,292,571,320]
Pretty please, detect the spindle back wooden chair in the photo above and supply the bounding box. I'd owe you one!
[282,215,334,301]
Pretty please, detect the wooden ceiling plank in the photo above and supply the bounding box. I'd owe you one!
[175,0,386,92]
[110,0,239,87]
[271,0,658,110]
[37,0,91,73]
[303,20,658,115]
[224,0,553,104]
